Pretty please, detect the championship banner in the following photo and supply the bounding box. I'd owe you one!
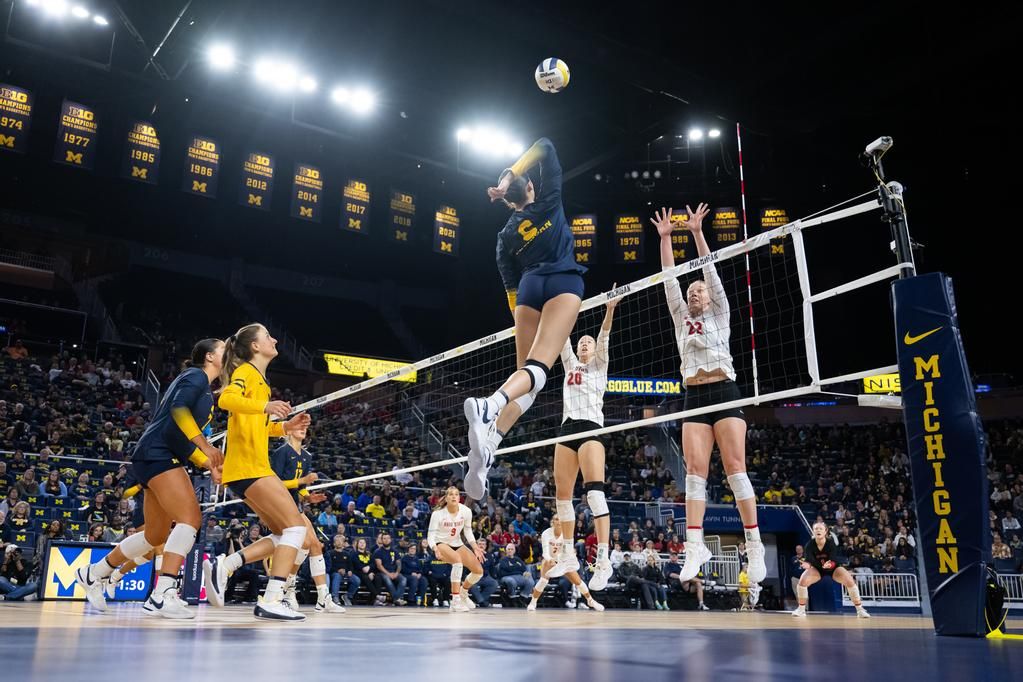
[570,214,597,265]
[389,189,416,244]
[760,207,789,256]
[711,207,741,248]
[433,205,459,256]
[182,135,220,197]
[290,163,323,222]
[669,212,690,261]
[239,151,275,211]
[121,121,160,184]
[0,83,33,153]
[342,178,371,234]
[614,214,644,263]
[893,272,990,636]
[53,99,97,169]
[41,541,153,601]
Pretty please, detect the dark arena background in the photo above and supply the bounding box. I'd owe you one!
[0,1,1020,680]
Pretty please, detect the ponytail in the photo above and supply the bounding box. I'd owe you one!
[187,338,222,369]
[220,324,262,387]
[498,169,529,210]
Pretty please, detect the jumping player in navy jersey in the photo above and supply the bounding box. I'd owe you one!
[463,137,586,501]
[792,521,870,618]
[75,339,225,619]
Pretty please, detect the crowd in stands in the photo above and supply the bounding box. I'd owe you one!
[2,342,1023,607]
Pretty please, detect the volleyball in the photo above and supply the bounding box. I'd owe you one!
[535,58,570,93]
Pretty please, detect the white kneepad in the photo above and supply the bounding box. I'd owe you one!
[556,499,575,520]
[451,563,463,582]
[727,472,755,501]
[309,554,326,577]
[584,484,609,519]
[163,523,197,557]
[119,530,154,562]
[685,475,707,501]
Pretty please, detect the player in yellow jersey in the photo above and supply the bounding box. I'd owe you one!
[216,323,311,622]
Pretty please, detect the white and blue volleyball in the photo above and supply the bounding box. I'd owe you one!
[535,58,570,93]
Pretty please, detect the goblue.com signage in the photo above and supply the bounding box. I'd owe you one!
[606,377,682,396]
[42,542,153,601]
[893,273,989,637]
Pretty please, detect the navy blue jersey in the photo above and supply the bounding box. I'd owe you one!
[133,368,214,462]
[269,441,310,494]
[806,538,840,572]
[372,546,400,573]
[496,138,586,292]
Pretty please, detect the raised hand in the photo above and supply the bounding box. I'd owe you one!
[650,207,675,239]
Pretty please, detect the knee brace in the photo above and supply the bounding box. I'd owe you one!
[556,499,575,521]
[279,525,306,550]
[309,554,326,578]
[685,474,707,501]
[796,584,808,603]
[163,523,197,557]
[294,548,310,568]
[727,472,756,501]
[450,563,463,582]
[118,530,155,562]
[463,571,482,588]
[584,482,609,519]
[535,577,548,592]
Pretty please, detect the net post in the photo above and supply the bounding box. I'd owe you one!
[790,228,821,385]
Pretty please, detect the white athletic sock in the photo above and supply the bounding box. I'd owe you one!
[578,583,590,598]
[484,392,508,417]
[90,557,116,580]
[154,574,177,598]
[108,568,123,584]
[685,527,704,545]
[316,584,329,602]
[224,551,245,574]
[596,543,609,563]
[561,538,574,557]
[264,577,286,604]
[744,526,762,543]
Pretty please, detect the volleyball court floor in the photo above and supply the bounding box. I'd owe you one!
[2,602,1020,681]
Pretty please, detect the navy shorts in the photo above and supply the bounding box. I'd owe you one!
[516,271,584,311]
[132,457,186,488]
[683,380,746,426]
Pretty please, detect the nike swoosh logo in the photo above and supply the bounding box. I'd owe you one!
[150,599,164,610]
[904,327,942,345]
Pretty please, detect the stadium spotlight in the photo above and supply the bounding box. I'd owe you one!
[208,44,236,70]
[688,129,704,141]
[299,75,318,93]
[653,170,662,179]
[331,86,350,104]
[456,127,472,142]
[71,5,89,19]
[92,14,108,26]
[41,0,69,18]
[630,170,639,179]
[254,59,299,92]
[349,88,376,114]
[708,128,721,139]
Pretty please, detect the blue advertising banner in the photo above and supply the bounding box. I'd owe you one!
[41,541,153,601]
[893,273,989,636]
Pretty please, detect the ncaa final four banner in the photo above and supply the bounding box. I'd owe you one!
[433,204,459,256]
[290,163,323,222]
[669,211,690,261]
[760,206,789,256]
[614,214,644,264]
[0,83,33,154]
[711,207,741,248]
[182,135,220,197]
[239,151,275,211]
[121,121,160,184]
[54,99,98,169]
[893,273,990,637]
[570,214,597,265]
[342,178,371,234]
[389,189,415,244]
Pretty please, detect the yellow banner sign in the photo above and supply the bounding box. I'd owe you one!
[324,353,417,383]
[863,373,901,394]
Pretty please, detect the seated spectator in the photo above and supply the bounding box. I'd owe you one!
[227,525,269,604]
[496,544,534,602]
[317,505,339,532]
[490,523,518,550]
[86,523,106,543]
[36,519,68,556]
[38,469,68,498]
[468,538,500,607]
[103,514,127,543]
[511,513,536,538]
[609,542,625,568]
[14,468,38,499]
[641,553,669,610]
[71,473,93,504]
[399,504,420,529]
[329,535,358,607]
[664,551,708,610]
[1002,511,1021,534]
[372,532,407,606]
[365,495,387,520]
[992,533,1012,560]
[616,553,657,610]
[400,542,429,606]
[0,489,19,519]
[5,340,28,360]
[763,484,783,505]
[85,493,109,526]
[341,500,365,525]
[1,501,31,543]
[0,462,11,496]
[666,533,684,555]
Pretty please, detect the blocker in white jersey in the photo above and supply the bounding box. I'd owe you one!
[559,327,609,427]
[540,527,562,562]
